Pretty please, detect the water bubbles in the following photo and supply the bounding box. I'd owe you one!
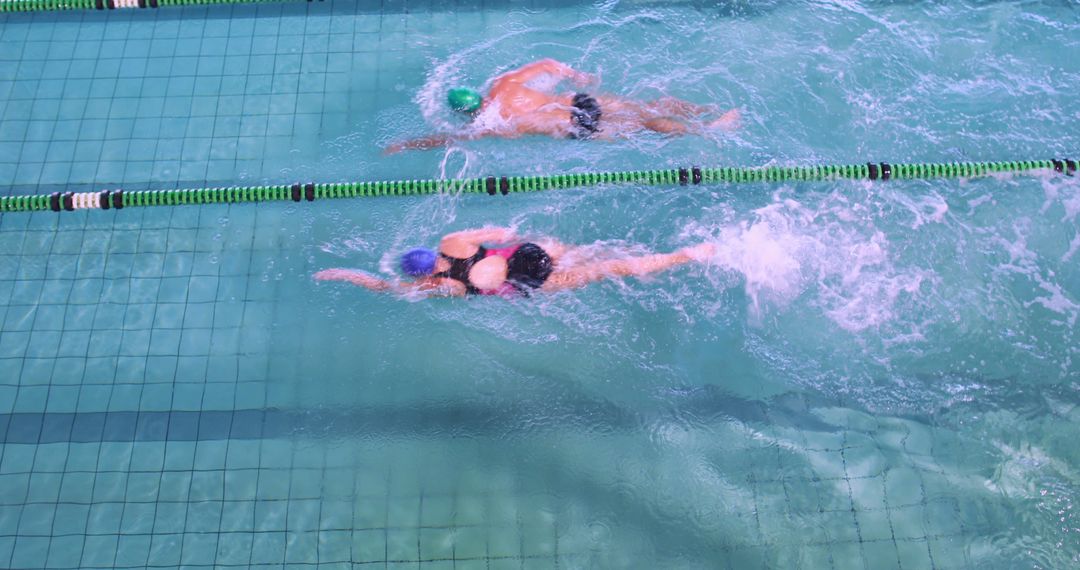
[588,519,612,543]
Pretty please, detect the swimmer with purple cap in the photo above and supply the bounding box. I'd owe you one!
[314,227,716,298]
[384,58,740,153]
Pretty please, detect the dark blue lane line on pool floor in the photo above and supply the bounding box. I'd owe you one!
[7,381,1060,444]
[0,388,853,444]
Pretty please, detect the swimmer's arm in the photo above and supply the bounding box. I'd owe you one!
[497,59,592,86]
[313,269,461,297]
[440,227,517,257]
[383,135,454,155]
[442,227,517,246]
[383,131,496,154]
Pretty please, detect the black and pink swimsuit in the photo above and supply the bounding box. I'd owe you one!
[433,243,553,297]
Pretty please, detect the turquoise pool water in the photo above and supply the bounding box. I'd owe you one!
[1,0,1078,568]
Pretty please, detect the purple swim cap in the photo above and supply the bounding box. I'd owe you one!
[400,247,437,276]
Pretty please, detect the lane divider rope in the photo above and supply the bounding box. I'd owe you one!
[0,0,324,12]
[0,159,1075,213]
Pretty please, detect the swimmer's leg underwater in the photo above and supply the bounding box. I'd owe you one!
[594,95,740,135]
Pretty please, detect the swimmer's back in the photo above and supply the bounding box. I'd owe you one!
[484,82,575,136]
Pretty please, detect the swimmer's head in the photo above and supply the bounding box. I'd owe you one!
[400,247,437,277]
[447,88,482,114]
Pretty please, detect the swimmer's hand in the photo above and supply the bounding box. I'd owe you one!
[314,268,389,289]
[682,242,718,262]
[708,108,741,132]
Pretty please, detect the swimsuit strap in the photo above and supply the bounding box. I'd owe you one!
[485,244,521,260]
[432,246,487,295]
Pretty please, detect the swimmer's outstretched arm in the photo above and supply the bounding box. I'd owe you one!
[384,135,452,154]
[383,130,498,155]
[543,243,714,291]
[313,269,460,297]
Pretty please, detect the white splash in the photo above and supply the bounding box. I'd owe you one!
[684,188,929,332]
[891,188,950,229]
[991,218,1080,327]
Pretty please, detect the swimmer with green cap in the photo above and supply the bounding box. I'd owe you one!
[385,58,740,153]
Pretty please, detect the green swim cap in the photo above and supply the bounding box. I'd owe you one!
[447,88,482,113]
